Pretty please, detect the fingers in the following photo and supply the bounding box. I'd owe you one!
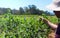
[39,17,48,23]
[39,17,45,21]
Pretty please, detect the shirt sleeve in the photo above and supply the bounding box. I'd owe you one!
[56,23,60,35]
[55,34,60,38]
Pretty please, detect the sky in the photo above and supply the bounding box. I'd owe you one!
[0,0,54,13]
[0,0,52,10]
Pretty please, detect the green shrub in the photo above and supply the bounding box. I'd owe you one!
[0,13,57,38]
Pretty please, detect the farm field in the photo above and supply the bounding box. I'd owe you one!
[0,13,58,38]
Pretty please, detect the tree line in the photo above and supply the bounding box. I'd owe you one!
[0,5,53,15]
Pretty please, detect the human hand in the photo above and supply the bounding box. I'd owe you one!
[39,17,49,23]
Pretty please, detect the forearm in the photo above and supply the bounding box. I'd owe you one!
[46,21,58,29]
[40,17,58,29]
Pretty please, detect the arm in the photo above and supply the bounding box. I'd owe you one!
[39,17,58,30]
[46,21,58,29]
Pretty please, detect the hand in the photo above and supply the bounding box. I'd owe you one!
[39,17,49,23]
[39,17,57,29]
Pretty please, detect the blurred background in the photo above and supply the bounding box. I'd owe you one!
[0,0,57,38]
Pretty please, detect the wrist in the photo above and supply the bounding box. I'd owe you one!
[45,20,50,24]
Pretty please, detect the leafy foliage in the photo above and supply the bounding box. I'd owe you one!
[0,5,52,15]
[0,13,57,38]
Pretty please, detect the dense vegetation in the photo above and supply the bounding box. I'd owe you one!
[0,13,57,38]
[0,5,53,15]
[0,4,57,38]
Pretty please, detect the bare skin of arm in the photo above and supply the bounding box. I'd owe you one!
[39,17,58,30]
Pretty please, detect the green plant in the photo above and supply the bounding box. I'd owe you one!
[0,13,57,38]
